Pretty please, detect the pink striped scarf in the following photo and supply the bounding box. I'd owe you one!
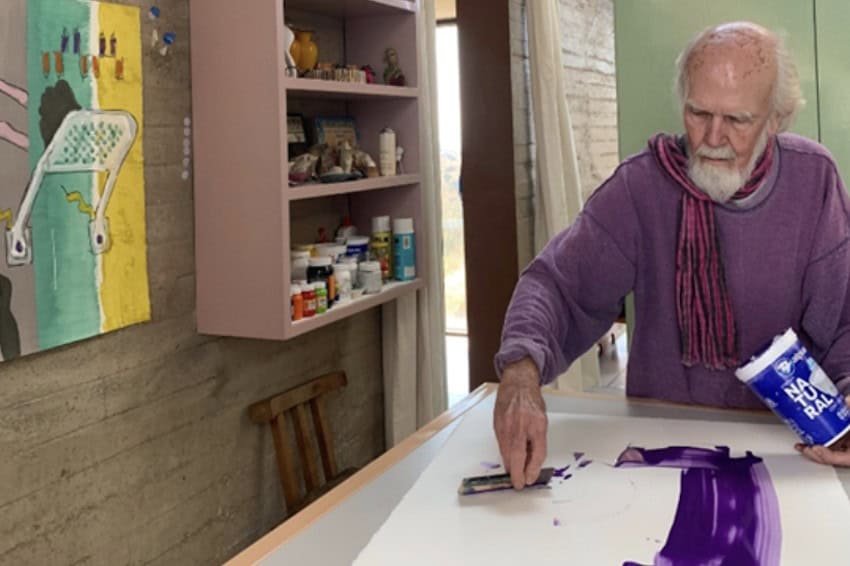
[649,134,774,369]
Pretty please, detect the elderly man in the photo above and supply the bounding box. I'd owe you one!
[494,21,850,489]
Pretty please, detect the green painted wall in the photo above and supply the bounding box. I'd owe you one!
[814,0,850,179]
[614,0,819,160]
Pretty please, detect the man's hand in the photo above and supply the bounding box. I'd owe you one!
[493,358,548,489]
[795,395,850,467]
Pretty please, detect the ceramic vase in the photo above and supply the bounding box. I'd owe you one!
[292,30,318,72]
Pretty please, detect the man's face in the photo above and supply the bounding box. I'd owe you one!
[682,37,778,200]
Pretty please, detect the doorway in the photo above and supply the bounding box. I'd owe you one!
[436,1,468,407]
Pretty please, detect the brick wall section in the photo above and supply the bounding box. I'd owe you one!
[510,0,619,270]
[559,0,620,202]
[0,2,385,565]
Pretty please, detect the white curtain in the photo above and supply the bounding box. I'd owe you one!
[381,0,447,447]
[527,0,600,391]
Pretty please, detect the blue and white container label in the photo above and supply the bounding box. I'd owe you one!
[393,232,415,281]
[736,328,850,446]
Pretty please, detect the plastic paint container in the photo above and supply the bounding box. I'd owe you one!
[358,261,382,294]
[346,236,370,262]
[736,328,850,446]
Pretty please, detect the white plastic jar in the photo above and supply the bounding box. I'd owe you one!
[358,261,382,294]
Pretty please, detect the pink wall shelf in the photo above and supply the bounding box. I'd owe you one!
[191,0,425,340]
[286,0,416,18]
[288,174,420,200]
[290,279,423,337]
[283,77,418,100]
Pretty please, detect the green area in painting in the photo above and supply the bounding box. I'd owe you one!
[27,0,99,349]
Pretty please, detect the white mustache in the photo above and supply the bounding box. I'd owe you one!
[696,146,736,160]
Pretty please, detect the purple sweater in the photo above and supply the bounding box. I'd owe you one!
[495,133,850,409]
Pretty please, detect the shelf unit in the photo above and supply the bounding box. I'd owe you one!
[190,0,424,340]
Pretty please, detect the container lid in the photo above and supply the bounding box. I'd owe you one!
[372,215,391,233]
[314,281,326,290]
[335,268,351,280]
[360,260,381,272]
[347,235,370,246]
[393,217,414,234]
[334,263,354,271]
[290,285,301,295]
[294,279,308,286]
[291,250,311,260]
[292,256,309,265]
[302,282,314,291]
[340,256,358,265]
[735,327,799,383]
[308,256,332,267]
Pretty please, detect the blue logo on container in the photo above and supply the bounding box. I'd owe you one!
[773,358,794,378]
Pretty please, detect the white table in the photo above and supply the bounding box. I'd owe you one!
[226,385,850,565]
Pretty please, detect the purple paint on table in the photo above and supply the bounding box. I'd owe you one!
[553,465,570,477]
[616,446,781,566]
[562,473,572,481]
[480,460,501,470]
[553,518,561,527]
[573,451,585,461]
[578,459,593,468]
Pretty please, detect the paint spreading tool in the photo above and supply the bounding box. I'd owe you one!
[458,467,554,495]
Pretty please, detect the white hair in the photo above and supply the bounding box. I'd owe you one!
[674,23,805,132]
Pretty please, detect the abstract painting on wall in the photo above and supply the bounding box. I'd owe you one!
[0,0,149,361]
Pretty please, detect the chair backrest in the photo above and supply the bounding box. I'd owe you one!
[248,371,347,513]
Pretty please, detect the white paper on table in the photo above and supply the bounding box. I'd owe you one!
[353,396,850,565]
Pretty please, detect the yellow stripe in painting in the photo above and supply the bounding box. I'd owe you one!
[96,3,150,331]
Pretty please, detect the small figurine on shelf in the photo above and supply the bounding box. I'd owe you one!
[339,140,354,174]
[289,152,318,184]
[382,47,406,86]
[353,149,379,177]
[396,146,405,174]
[362,65,376,84]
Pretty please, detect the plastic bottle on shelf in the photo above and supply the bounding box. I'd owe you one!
[315,281,328,314]
[291,284,303,321]
[335,215,357,242]
[302,283,317,318]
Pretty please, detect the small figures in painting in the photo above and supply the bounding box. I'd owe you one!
[383,47,405,86]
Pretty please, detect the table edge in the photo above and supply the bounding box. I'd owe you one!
[224,383,498,565]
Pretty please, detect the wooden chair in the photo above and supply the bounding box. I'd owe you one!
[248,371,357,515]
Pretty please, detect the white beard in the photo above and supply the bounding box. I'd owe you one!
[687,127,770,203]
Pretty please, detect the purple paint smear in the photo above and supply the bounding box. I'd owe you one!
[553,465,570,477]
[480,460,501,470]
[573,451,585,461]
[578,459,593,468]
[553,518,561,527]
[616,446,781,566]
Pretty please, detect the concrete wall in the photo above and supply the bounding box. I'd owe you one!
[1,2,385,564]
[510,0,619,269]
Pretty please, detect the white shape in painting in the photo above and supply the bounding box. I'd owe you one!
[6,109,138,265]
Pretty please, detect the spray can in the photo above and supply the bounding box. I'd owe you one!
[370,215,392,281]
[393,218,416,281]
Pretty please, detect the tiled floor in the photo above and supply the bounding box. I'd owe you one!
[445,326,628,408]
